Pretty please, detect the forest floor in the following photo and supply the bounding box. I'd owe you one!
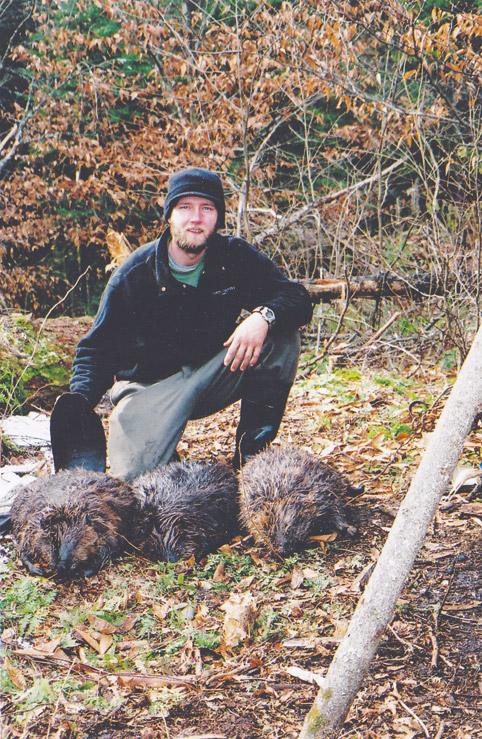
[1,318,482,739]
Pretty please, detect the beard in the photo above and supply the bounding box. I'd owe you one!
[170,224,217,254]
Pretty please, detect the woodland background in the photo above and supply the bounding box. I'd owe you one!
[2,0,482,383]
[2,3,482,738]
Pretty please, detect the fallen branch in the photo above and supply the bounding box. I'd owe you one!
[12,646,196,689]
[356,312,401,351]
[429,624,439,669]
[392,681,430,738]
[302,274,446,304]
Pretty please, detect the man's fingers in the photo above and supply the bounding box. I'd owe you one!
[224,341,254,371]
[229,344,250,372]
[238,345,255,371]
[223,341,238,369]
[249,345,262,366]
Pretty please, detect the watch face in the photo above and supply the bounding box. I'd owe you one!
[256,306,275,324]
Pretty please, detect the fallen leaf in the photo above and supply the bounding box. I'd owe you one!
[34,635,63,653]
[302,567,321,579]
[351,562,376,592]
[291,564,305,589]
[239,575,256,588]
[213,560,226,582]
[120,614,139,632]
[1,628,16,643]
[87,614,118,634]
[98,634,114,655]
[334,558,346,573]
[4,656,27,689]
[220,593,257,647]
[73,626,105,654]
[332,619,350,638]
[152,601,173,621]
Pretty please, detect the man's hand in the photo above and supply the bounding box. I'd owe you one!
[223,312,269,372]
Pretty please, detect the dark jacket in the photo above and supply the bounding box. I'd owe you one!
[70,229,313,406]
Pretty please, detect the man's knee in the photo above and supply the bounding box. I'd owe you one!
[256,329,301,383]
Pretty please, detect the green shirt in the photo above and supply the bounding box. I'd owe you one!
[168,253,205,287]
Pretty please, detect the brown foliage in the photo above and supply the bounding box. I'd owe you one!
[1,1,482,320]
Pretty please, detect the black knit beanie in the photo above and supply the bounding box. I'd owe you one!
[163,167,226,229]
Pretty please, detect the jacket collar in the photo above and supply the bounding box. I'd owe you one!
[154,228,174,286]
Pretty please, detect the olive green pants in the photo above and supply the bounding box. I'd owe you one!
[107,330,301,481]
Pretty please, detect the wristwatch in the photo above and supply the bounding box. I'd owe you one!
[252,305,276,329]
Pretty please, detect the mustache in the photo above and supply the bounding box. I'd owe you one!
[175,230,217,253]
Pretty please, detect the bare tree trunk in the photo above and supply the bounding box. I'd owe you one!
[298,325,482,739]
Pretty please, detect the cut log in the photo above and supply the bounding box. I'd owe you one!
[302,275,446,304]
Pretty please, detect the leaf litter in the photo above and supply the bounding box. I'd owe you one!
[1,359,482,739]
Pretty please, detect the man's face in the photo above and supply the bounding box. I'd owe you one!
[169,196,218,254]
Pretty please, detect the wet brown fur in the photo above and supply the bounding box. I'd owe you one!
[10,470,138,578]
[133,460,240,562]
[240,446,358,557]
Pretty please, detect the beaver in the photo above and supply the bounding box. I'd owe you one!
[10,470,138,578]
[133,460,240,562]
[239,446,359,557]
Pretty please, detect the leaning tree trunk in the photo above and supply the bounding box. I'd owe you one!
[298,325,482,739]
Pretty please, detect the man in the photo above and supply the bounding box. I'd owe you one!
[69,167,313,481]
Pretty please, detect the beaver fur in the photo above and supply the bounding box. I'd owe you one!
[10,470,138,578]
[239,446,358,557]
[133,460,239,562]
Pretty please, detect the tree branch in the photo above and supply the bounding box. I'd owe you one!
[252,157,408,246]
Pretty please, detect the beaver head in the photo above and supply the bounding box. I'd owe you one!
[37,504,113,578]
[133,460,240,563]
[11,470,138,579]
[240,446,358,558]
[249,496,315,557]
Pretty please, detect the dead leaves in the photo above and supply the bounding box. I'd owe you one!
[5,638,196,691]
[105,229,134,272]
[3,655,27,689]
[73,623,113,656]
[221,593,257,648]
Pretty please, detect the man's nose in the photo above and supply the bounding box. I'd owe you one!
[189,208,202,222]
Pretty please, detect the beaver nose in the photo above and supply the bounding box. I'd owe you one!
[274,532,296,557]
[166,550,179,563]
[56,559,74,579]
[78,566,96,578]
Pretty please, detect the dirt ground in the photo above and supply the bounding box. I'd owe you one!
[1,319,482,739]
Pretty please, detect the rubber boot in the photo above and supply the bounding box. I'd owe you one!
[50,392,107,472]
[233,383,292,470]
